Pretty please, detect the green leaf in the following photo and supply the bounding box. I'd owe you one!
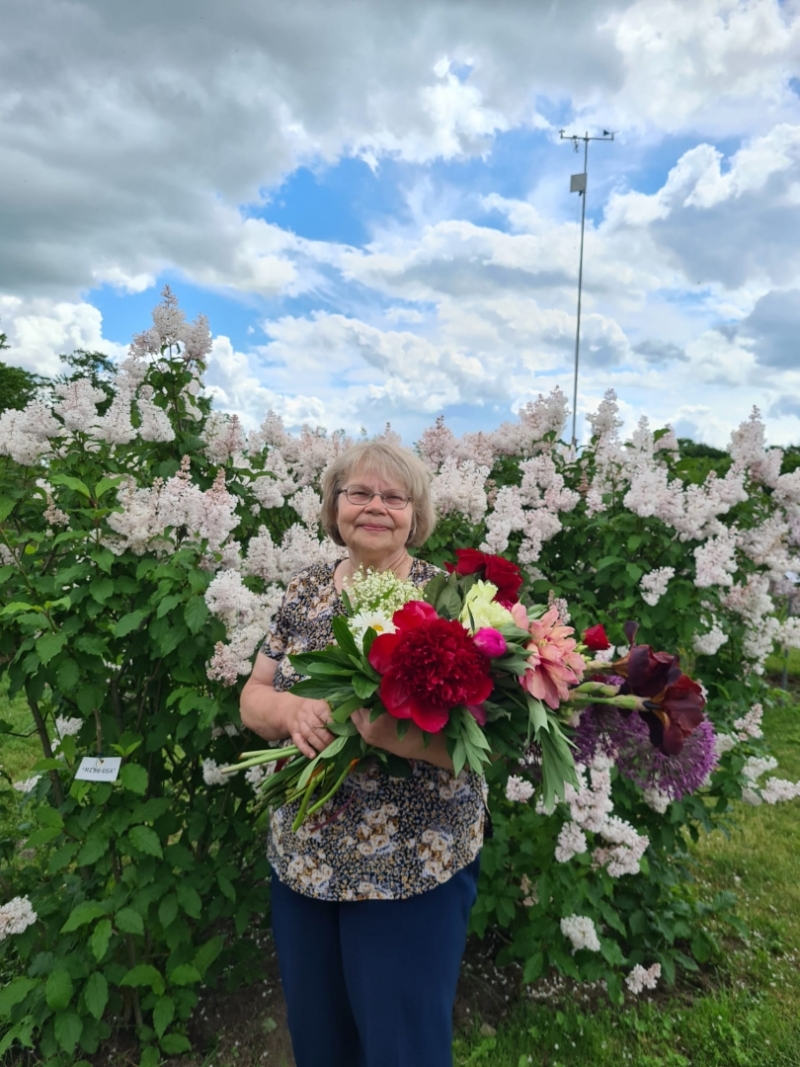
[176,885,202,919]
[331,614,359,659]
[168,963,201,987]
[89,577,115,603]
[120,764,149,796]
[626,562,643,582]
[153,995,175,1039]
[35,631,68,665]
[77,834,109,865]
[160,1033,192,1054]
[158,894,179,929]
[140,1047,160,1067]
[352,673,379,700]
[121,964,165,996]
[50,474,91,498]
[156,594,182,619]
[184,595,209,633]
[56,657,81,691]
[522,951,545,983]
[25,826,62,847]
[54,1008,83,1054]
[116,907,144,935]
[45,970,74,1011]
[217,873,236,901]
[91,919,112,961]
[114,610,148,638]
[0,496,16,522]
[192,935,224,977]
[84,973,108,1021]
[61,902,108,933]
[0,600,42,617]
[0,977,38,1017]
[128,824,162,857]
[94,475,125,499]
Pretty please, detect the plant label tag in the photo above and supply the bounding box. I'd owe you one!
[75,756,122,782]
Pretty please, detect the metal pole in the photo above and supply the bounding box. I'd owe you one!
[571,134,589,446]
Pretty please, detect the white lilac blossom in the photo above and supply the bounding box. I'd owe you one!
[642,788,671,814]
[693,623,728,656]
[560,915,601,954]
[251,476,286,511]
[211,722,241,739]
[92,389,136,445]
[729,408,782,488]
[43,494,69,527]
[53,380,106,434]
[593,816,650,877]
[639,566,675,607]
[417,415,458,470]
[136,387,175,443]
[741,755,800,807]
[694,528,738,588]
[202,759,226,786]
[0,402,62,465]
[289,486,322,529]
[242,526,279,582]
[778,617,800,649]
[202,413,247,465]
[519,874,538,907]
[0,896,38,941]
[733,703,763,741]
[13,775,41,794]
[554,821,588,862]
[505,775,535,802]
[481,485,527,555]
[431,458,489,524]
[625,963,661,995]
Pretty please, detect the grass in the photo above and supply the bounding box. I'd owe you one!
[0,681,41,798]
[452,695,800,1067]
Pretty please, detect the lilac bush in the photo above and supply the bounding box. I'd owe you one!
[1,288,799,1061]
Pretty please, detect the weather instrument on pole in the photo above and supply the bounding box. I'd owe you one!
[560,128,615,445]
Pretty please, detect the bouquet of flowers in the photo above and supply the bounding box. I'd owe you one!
[222,552,709,829]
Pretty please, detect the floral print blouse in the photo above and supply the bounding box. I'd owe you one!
[261,558,486,901]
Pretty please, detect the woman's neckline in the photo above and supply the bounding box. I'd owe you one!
[330,556,421,596]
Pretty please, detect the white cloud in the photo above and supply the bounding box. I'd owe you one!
[0,296,125,377]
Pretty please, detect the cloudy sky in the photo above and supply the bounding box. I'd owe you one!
[2,0,800,446]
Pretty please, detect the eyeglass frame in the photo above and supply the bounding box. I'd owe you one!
[336,484,413,510]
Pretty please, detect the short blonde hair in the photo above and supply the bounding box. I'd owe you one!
[320,441,436,548]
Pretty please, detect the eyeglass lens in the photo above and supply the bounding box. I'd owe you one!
[343,485,410,509]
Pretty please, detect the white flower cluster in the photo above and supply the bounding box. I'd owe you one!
[625,962,661,995]
[639,566,675,606]
[505,775,535,803]
[560,914,601,954]
[431,458,489,523]
[202,759,227,786]
[693,622,728,656]
[550,756,649,876]
[204,570,285,685]
[13,775,41,794]
[732,703,763,741]
[0,896,38,941]
[722,574,779,672]
[741,755,800,807]
[202,412,247,466]
[346,568,419,616]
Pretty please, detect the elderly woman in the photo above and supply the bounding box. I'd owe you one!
[240,440,485,1067]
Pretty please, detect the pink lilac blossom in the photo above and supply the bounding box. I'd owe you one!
[626,963,661,995]
[92,389,136,445]
[151,285,186,348]
[180,313,212,363]
[274,523,340,585]
[505,775,535,802]
[640,566,675,606]
[43,493,69,527]
[729,408,782,488]
[251,475,286,510]
[243,527,279,582]
[481,485,527,555]
[519,874,538,907]
[0,896,38,941]
[560,915,601,954]
[249,410,289,452]
[289,486,322,528]
[453,431,497,470]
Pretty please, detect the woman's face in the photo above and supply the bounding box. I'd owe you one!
[334,466,414,559]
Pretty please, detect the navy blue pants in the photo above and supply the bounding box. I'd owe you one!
[271,856,480,1067]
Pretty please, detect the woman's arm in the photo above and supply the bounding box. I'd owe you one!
[350,707,455,773]
[240,652,336,760]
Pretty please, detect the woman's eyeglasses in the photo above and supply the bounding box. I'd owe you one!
[338,485,411,510]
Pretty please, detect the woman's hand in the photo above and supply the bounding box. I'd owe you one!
[351,708,454,772]
[288,699,336,759]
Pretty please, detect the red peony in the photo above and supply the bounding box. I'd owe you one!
[368,601,494,732]
[582,623,611,651]
[445,549,523,607]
